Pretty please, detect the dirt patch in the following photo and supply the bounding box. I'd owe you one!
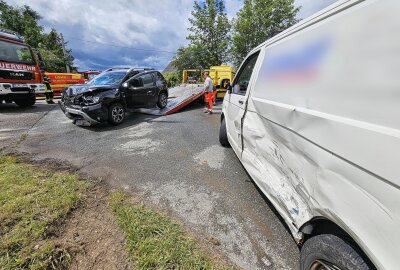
[2,153,133,270]
[53,185,133,270]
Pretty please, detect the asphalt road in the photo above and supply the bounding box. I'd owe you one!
[0,99,300,269]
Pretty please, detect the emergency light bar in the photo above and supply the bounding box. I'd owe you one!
[0,29,25,42]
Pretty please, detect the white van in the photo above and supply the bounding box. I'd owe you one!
[219,0,400,269]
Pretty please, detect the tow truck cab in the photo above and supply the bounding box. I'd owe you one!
[0,29,46,107]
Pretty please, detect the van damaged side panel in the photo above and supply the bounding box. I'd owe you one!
[234,0,400,269]
[241,108,315,241]
[242,97,400,269]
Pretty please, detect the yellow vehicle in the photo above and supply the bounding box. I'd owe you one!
[209,65,235,99]
[182,69,203,84]
[182,65,235,99]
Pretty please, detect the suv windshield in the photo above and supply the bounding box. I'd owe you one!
[0,40,34,65]
[87,71,126,86]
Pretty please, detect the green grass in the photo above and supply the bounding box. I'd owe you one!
[0,156,88,270]
[109,192,229,270]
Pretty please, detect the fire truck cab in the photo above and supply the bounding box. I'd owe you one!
[0,29,45,107]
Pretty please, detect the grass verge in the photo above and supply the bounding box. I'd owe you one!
[0,156,88,270]
[109,191,229,270]
[0,155,231,269]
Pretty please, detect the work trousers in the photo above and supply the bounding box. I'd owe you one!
[206,92,213,111]
[213,90,217,104]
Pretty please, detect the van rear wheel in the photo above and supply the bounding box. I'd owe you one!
[219,117,230,147]
[300,234,373,270]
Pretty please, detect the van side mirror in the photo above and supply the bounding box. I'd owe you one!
[227,83,233,94]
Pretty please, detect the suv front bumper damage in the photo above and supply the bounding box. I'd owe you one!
[59,101,104,126]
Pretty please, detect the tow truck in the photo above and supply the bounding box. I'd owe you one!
[0,29,46,107]
[137,65,235,116]
[181,65,235,100]
[209,64,235,99]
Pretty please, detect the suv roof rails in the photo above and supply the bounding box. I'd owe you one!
[104,67,155,72]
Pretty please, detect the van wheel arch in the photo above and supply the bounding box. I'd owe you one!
[300,217,348,239]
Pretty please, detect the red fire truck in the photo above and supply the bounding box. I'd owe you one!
[45,72,85,96]
[0,29,46,107]
[82,70,101,82]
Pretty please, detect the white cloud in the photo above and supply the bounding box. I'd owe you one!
[6,0,338,71]
[225,0,242,20]
[7,0,195,70]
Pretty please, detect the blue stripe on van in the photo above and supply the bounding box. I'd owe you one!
[264,38,331,80]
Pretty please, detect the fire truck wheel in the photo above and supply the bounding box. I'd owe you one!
[14,94,36,107]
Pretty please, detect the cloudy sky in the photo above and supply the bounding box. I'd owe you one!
[8,0,337,71]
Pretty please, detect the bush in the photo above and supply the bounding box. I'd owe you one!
[163,72,181,88]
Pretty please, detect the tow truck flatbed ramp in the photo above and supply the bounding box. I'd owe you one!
[133,84,204,116]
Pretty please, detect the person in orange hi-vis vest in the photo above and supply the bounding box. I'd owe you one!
[203,71,214,114]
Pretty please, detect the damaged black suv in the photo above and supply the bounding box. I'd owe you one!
[59,67,168,125]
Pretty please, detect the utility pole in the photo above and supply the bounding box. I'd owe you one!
[60,33,71,73]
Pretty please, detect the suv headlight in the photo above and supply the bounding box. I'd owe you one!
[83,95,100,104]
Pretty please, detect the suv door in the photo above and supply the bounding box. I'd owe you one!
[225,51,260,155]
[126,73,155,108]
[153,71,167,103]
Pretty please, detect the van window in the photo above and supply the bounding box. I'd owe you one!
[232,51,260,95]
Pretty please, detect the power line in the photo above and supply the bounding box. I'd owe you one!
[63,35,177,54]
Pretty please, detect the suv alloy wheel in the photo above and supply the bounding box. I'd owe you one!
[108,102,126,125]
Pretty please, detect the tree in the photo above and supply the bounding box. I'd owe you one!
[0,2,43,47]
[173,0,231,74]
[163,72,181,88]
[40,29,75,72]
[0,1,75,72]
[231,0,300,67]
[172,44,207,72]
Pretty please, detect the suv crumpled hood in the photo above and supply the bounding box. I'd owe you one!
[61,84,117,106]
[64,84,116,97]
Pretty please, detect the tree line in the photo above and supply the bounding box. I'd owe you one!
[0,1,75,72]
[173,0,299,73]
